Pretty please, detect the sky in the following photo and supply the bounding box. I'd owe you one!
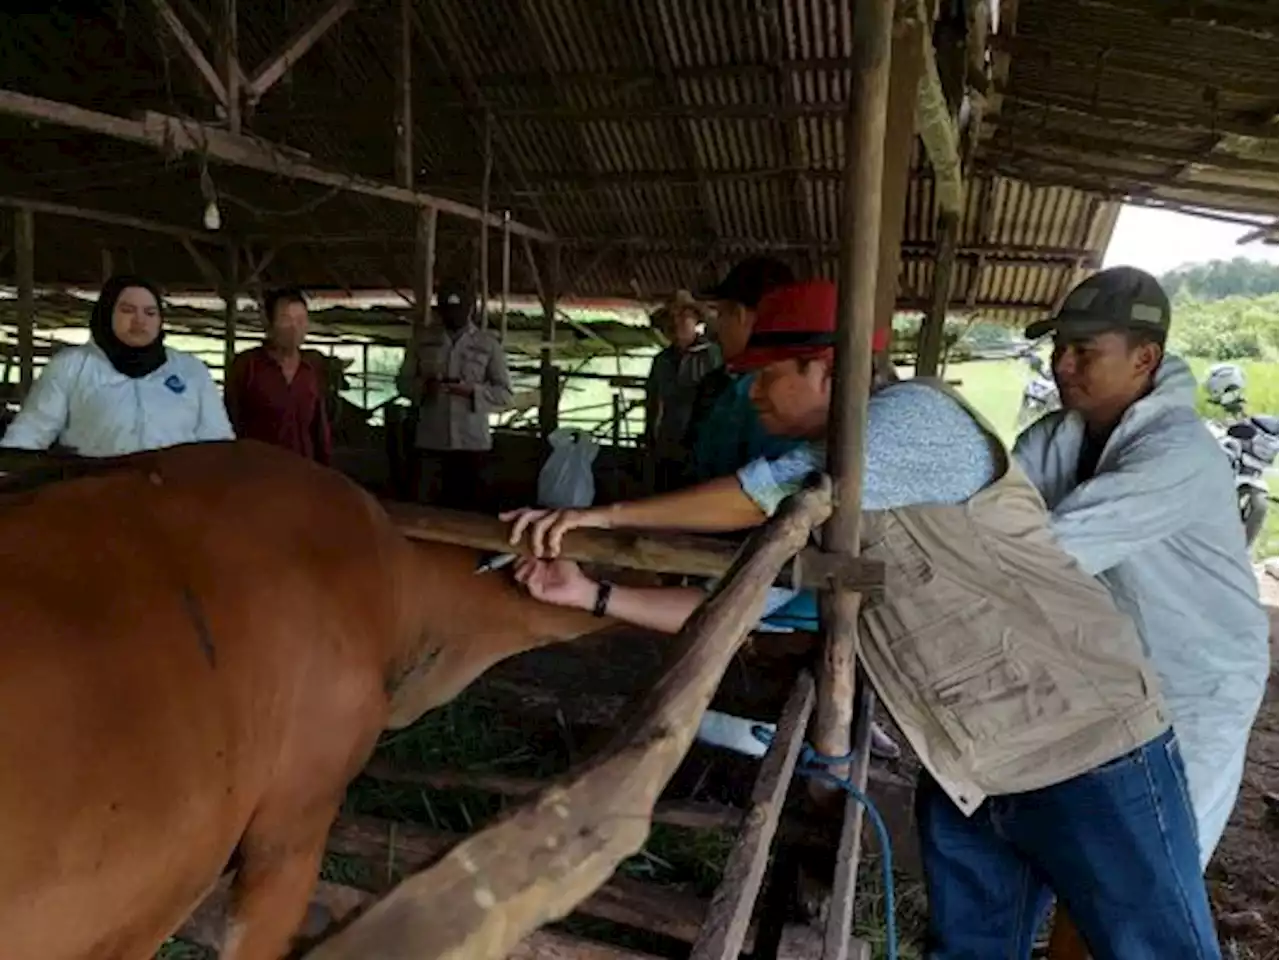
[1102,205,1280,276]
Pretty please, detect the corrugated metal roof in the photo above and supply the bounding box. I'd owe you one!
[0,0,1272,323]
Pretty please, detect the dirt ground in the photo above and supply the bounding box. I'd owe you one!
[1206,569,1279,960]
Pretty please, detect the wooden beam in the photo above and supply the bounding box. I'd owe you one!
[300,481,832,960]
[222,243,239,374]
[479,115,493,330]
[393,0,413,189]
[218,0,240,133]
[246,0,356,104]
[538,243,560,438]
[180,877,663,960]
[180,238,225,292]
[499,211,513,341]
[146,0,228,107]
[1003,92,1273,139]
[0,90,556,243]
[819,0,895,956]
[14,207,34,397]
[413,206,438,338]
[690,671,816,960]
[902,0,963,215]
[916,212,959,376]
[0,194,221,244]
[326,815,745,948]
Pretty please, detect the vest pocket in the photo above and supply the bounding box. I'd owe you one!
[889,597,1074,747]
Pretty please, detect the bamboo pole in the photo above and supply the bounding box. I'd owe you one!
[222,243,238,376]
[916,211,959,376]
[302,481,833,960]
[538,243,560,438]
[819,0,896,956]
[479,113,493,330]
[500,210,512,341]
[393,0,413,189]
[413,206,438,339]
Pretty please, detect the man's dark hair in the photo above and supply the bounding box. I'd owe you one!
[263,286,308,324]
[699,256,796,310]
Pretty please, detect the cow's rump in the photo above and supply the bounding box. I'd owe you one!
[0,441,408,960]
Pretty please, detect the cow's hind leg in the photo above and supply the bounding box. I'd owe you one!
[220,807,336,960]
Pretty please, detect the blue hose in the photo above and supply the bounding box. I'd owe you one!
[751,725,899,960]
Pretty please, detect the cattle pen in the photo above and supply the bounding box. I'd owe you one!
[1,1,1277,958]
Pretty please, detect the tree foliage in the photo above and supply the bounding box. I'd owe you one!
[1159,257,1279,301]
[1167,293,1279,361]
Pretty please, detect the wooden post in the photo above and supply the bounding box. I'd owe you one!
[499,210,512,342]
[479,113,493,330]
[538,244,560,438]
[219,0,240,133]
[14,207,34,397]
[874,20,926,343]
[413,206,438,339]
[393,0,413,189]
[361,341,371,410]
[222,243,238,377]
[100,247,114,284]
[916,212,959,377]
[819,0,895,956]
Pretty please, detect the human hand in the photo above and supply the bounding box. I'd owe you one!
[513,557,596,609]
[499,505,610,557]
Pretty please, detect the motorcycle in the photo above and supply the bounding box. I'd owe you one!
[1205,402,1279,550]
[1016,351,1060,430]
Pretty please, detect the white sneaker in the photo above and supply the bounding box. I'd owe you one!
[695,711,901,762]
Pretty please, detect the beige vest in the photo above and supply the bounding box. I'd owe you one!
[857,381,1168,815]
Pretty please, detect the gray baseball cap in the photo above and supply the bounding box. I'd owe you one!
[1026,267,1171,341]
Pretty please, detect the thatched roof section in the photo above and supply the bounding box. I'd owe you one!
[982,0,1277,220]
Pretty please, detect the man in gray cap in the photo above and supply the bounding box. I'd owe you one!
[1014,265,1268,871]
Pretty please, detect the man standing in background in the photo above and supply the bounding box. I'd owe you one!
[644,290,721,492]
[225,286,331,465]
[396,278,513,510]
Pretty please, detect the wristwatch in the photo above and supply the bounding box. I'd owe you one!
[593,580,615,618]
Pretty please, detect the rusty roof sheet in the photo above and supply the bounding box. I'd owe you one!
[0,0,1273,325]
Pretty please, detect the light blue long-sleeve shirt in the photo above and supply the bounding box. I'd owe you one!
[736,381,999,628]
[1013,355,1268,865]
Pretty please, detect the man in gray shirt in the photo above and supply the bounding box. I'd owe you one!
[644,290,722,492]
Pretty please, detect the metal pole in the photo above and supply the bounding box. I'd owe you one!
[819,0,896,955]
[499,209,511,342]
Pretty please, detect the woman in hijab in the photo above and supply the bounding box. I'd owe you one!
[1,274,234,456]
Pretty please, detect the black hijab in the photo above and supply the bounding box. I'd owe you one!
[90,275,168,379]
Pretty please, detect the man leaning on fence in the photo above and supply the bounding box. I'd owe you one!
[500,279,1222,960]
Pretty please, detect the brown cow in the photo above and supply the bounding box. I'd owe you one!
[0,440,607,960]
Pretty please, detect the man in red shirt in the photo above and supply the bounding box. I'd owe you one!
[225,287,333,465]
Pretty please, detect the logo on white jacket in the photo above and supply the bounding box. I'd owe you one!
[164,374,187,395]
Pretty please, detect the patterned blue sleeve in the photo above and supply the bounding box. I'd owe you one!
[736,382,997,516]
[736,443,824,516]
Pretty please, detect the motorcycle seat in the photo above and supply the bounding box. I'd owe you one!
[1249,414,1278,436]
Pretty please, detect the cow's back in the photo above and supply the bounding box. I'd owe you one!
[0,441,412,959]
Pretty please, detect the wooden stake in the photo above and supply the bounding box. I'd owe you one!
[413,206,438,339]
[690,671,816,960]
[14,207,34,397]
[538,243,560,438]
[916,211,959,377]
[222,243,238,376]
[479,113,493,330]
[818,0,895,954]
[219,0,240,133]
[301,481,832,960]
[393,0,413,189]
[499,210,512,342]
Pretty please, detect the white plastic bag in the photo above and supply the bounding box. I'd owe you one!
[536,428,599,509]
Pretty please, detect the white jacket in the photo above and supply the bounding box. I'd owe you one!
[1,342,234,457]
[1014,355,1268,864]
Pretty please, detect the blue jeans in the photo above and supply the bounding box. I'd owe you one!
[915,730,1220,960]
